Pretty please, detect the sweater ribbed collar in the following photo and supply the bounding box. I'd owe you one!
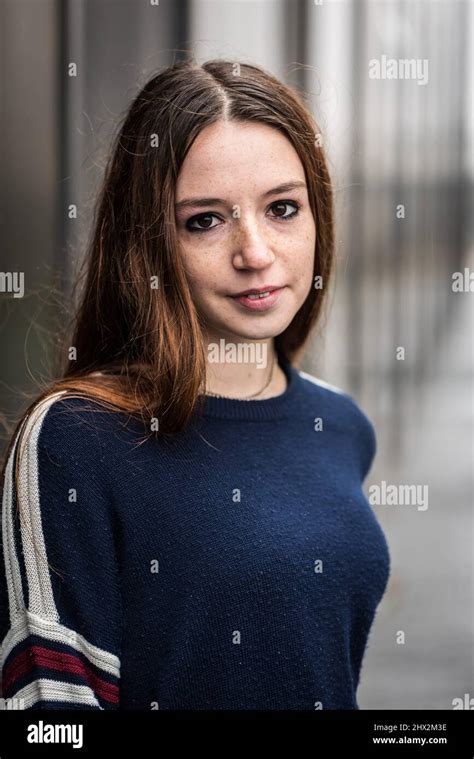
[198,351,303,421]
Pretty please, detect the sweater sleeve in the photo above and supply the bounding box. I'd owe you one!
[0,392,122,710]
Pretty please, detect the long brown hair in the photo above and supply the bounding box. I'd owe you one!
[2,58,334,481]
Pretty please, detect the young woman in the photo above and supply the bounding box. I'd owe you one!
[0,59,390,710]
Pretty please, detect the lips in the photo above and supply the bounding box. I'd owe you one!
[231,285,282,297]
[229,286,286,312]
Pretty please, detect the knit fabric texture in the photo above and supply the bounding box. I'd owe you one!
[0,354,390,710]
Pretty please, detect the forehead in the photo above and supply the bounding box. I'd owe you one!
[176,120,305,196]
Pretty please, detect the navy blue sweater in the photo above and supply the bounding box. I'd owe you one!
[0,355,390,710]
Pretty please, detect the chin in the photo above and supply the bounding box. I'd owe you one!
[213,315,295,342]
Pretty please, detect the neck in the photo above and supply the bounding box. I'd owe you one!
[202,336,287,400]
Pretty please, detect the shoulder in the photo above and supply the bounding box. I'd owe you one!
[296,367,377,458]
[8,391,132,475]
[297,369,348,399]
[297,367,367,420]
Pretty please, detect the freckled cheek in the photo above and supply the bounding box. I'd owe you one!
[284,239,316,298]
[300,222,317,265]
[178,248,206,295]
[283,223,315,268]
[180,252,221,298]
[185,266,213,296]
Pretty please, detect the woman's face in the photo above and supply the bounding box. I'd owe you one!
[175,120,316,345]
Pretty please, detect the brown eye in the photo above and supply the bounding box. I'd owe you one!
[186,214,221,233]
[272,203,288,217]
[196,216,213,228]
[269,201,300,220]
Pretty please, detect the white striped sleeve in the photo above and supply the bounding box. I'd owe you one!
[0,392,122,709]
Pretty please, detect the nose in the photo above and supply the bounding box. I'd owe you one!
[231,217,276,270]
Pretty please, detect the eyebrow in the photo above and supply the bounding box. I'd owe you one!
[175,181,307,211]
